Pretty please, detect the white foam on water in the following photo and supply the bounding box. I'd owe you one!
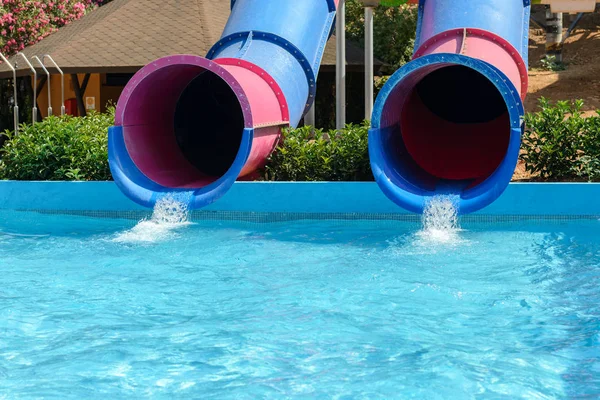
[113,195,192,244]
[416,195,464,246]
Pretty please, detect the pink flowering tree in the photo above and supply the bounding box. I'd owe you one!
[0,0,106,56]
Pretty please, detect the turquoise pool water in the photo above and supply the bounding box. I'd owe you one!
[0,211,599,398]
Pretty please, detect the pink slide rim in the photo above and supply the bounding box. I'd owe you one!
[114,54,253,128]
[413,28,529,100]
[216,58,290,124]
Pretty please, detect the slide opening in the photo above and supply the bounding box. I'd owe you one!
[380,64,510,192]
[174,73,244,178]
[119,62,247,189]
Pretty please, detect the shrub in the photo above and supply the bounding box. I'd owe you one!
[578,109,600,181]
[3,100,599,184]
[540,55,567,72]
[374,75,390,98]
[263,122,373,181]
[0,108,114,181]
[521,98,600,181]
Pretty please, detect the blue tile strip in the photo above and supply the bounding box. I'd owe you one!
[0,182,599,217]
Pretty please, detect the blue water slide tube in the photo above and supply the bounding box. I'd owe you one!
[369,0,531,214]
[108,0,338,209]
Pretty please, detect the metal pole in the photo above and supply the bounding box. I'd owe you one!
[32,56,52,116]
[545,7,563,62]
[0,53,18,134]
[16,53,37,123]
[336,0,346,130]
[43,55,65,116]
[304,102,316,128]
[364,6,374,121]
[561,12,584,45]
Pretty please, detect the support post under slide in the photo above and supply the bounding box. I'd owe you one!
[109,0,339,209]
[369,0,530,214]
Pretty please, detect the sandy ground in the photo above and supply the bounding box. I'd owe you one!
[526,15,600,115]
[513,12,600,181]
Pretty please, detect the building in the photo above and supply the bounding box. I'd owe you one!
[0,0,382,124]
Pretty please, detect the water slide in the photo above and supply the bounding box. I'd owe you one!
[369,0,531,214]
[108,1,338,208]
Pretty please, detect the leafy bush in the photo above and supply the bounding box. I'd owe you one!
[263,122,373,181]
[540,55,567,72]
[0,109,114,181]
[3,100,599,184]
[374,75,390,98]
[521,98,600,181]
[578,109,600,181]
[272,102,600,183]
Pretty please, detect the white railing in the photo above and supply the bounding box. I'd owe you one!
[31,56,52,116]
[43,55,65,116]
[16,53,38,123]
[0,52,18,134]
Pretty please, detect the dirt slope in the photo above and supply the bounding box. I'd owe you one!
[513,12,599,180]
[526,12,600,116]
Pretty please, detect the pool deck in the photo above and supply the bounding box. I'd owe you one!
[0,181,598,216]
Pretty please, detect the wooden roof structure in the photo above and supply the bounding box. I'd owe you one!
[0,0,382,79]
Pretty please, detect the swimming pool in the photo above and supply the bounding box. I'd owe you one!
[1,209,599,398]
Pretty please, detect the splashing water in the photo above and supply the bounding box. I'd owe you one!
[113,194,192,244]
[150,194,191,224]
[417,195,462,244]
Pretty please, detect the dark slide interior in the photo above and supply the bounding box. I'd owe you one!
[174,73,245,177]
[416,66,506,124]
[399,65,510,184]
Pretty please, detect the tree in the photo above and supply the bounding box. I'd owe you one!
[345,0,418,71]
[0,0,105,55]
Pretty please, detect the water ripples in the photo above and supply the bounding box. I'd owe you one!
[0,213,598,398]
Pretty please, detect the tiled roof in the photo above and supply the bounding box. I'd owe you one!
[0,0,380,78]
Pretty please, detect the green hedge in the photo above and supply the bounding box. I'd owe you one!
[2,99,599,183]
[521,99,600,182]
[262,122,373,181]
[0,109,114,181]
